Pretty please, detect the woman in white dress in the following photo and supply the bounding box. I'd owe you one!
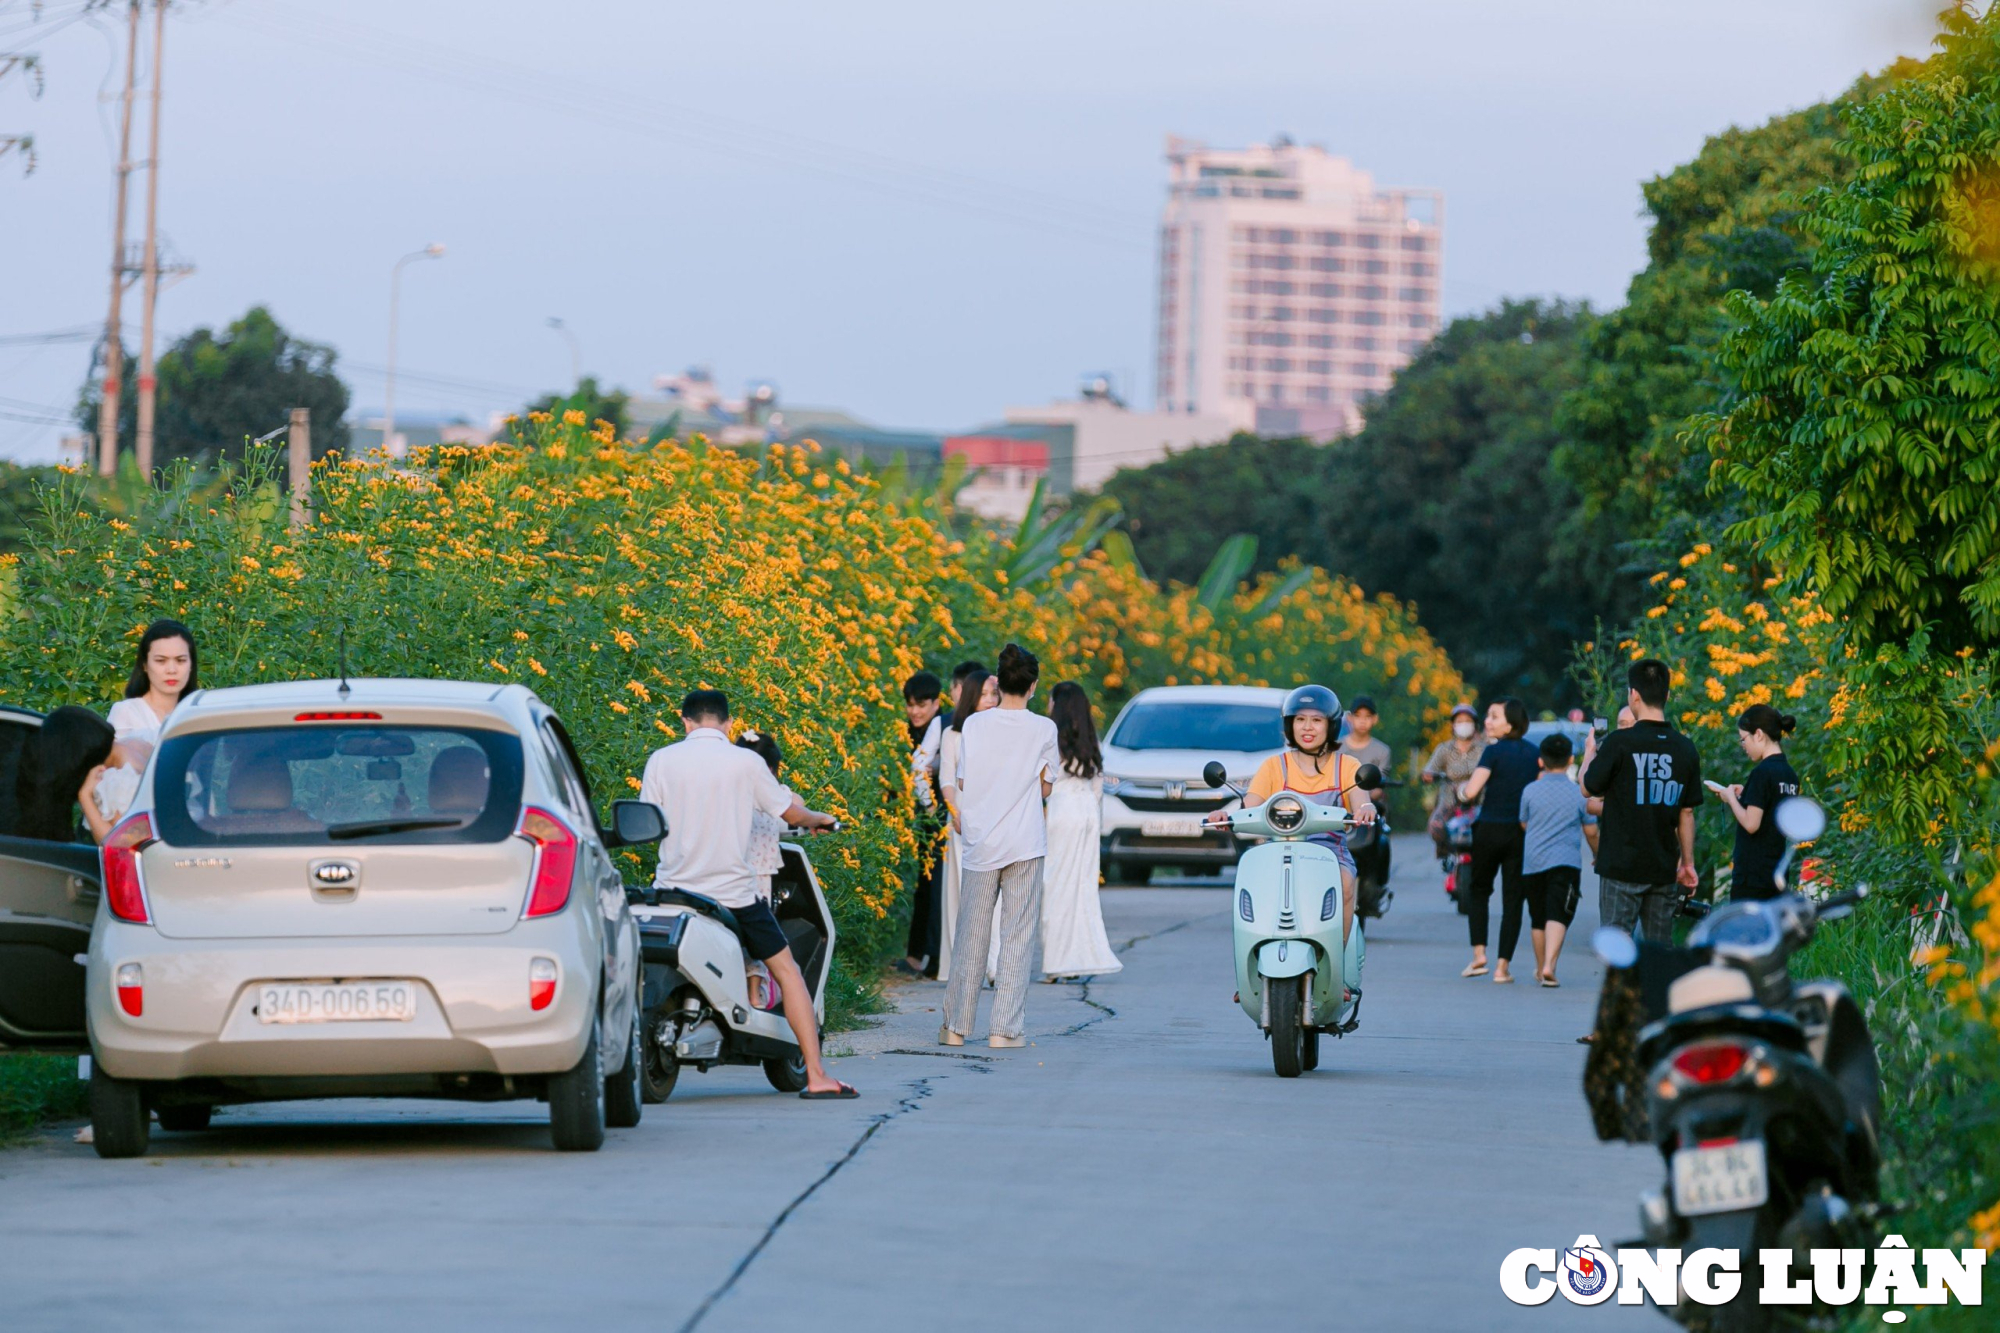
[1039,681,1121,980]
[935,669,997,985]
[79,618,198,842]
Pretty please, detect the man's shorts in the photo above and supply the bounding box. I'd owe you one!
[731,897,794,962]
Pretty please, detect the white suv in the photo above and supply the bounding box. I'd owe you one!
[1098,685,1287,883]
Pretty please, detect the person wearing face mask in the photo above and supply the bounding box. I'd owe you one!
[1421,703,1486,859]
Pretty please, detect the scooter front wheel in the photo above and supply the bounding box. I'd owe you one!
[1301,1025,1320,1072]
[1269,978,1308,1078]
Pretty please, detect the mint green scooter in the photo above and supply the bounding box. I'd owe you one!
[1202,761,1377,1077]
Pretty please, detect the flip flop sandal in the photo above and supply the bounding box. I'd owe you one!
[1493,973,1515,984]
[1541,977,1561,988]
[1460,961,1489,977]
[799,1083,859,1100]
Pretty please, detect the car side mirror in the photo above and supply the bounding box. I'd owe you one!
[605,799,666,848]
[1353,763,1382,790]
[1202,761,1228,789]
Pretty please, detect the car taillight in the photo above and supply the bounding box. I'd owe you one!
[1672,1041,1748,1084]
[116,962,143,1016]
[529,957,558,1011]
[102,812,155,924]
[517,806,577,918]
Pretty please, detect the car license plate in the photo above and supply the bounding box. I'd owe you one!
[1671,1139,1768,1216]
[256,981,418,1025]
[1140,818,1207,839]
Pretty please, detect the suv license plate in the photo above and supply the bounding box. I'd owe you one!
[1671,1139,1768,1216]
[1140,818,1206,839]
[257,982,419,1025]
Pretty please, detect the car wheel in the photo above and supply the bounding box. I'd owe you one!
[156,1104,213,1133]
[547,1018,606,1152]
[604,1012,643,1129]
[89,1063,150,1159]
[640,1011,680,1104]
[763,1051,809,1093]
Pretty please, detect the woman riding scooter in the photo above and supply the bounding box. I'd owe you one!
[1209,685,1378,952]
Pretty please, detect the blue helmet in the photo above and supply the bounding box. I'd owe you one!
[1282,684,1341,752]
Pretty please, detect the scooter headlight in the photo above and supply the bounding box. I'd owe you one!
[1267,795,1306,833]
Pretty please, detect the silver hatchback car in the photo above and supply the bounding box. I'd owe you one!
[73,679,653,1156]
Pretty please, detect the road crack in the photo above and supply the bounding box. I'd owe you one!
[680,908,1220,1327]
[675,1070,973,1332]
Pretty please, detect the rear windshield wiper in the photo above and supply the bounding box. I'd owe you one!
[325,817,471,841]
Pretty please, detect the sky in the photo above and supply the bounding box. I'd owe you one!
[0,0,1947,462]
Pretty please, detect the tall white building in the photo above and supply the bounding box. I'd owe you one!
[1155,135,1443,439]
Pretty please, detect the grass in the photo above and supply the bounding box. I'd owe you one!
[0,1052,88,1142]
[823,956,893,1034]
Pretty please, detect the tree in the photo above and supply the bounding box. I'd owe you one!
[1700,10,2000,652]
[1317,299,1613,703]
[1555,65,1914,568]
[1100,434,1330,584]
[501,376,630,441]
[76,306,351,468]
[1101,300,1615,704]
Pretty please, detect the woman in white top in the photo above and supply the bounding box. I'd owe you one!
[1039,682,1122,980]
[935,668,997,985]
[80,618,198,842]
[736,730,793,1011]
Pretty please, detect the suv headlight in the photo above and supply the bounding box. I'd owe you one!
[1267,795,1306,833]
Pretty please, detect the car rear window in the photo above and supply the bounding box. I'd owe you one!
[153,725,525,847]
[1108,703,1282,752]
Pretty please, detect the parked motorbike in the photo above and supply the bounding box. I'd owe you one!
[1348,778,1400,920]
[1438,801,1477,914]
[1203,760,1379,1077]
[626,833,839,1101]
[1592,797,1881,1332]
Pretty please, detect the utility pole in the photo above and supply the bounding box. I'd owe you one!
[288,407,310,527]
[134,0,167,477]
[97,0,141,477]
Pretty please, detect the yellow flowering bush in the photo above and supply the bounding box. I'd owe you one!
[0,415,1464,972]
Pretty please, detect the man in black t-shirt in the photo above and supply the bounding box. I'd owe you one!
[1581,658,1703,942]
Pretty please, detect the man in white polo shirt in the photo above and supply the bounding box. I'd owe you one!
[639,689,853,1099]
[940,643,1061,1050]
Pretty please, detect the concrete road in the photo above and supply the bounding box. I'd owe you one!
[0,836,1670,1332]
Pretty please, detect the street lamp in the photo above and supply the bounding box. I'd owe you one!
[546,317,581,388]
[383,242,445,459]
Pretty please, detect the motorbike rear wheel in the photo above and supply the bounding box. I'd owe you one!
[1269,979,1307,1078]
[763,1052,809,1093]
[640,1013,681,1104]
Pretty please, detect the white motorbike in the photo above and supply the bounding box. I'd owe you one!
[1203,761,1378,1077]
[625,832,838,1100]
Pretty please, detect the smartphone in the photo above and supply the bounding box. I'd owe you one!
[1591,716,1609,736]
[1702,778,1729,794]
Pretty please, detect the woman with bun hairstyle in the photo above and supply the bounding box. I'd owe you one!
[1715,704,1801,901]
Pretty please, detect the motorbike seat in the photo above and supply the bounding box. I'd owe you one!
[645,887,747,944]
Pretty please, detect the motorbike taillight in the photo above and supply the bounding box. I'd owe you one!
[1672,1041,1748,1085]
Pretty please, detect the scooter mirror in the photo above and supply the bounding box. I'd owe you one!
[607,799,667,848]
[1202,761,1228,789]
[1773,796,1827,845]
[1591,925,1638,969]
[1352,763,1383,790]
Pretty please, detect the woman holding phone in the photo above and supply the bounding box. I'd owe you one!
[1711,704,1800,901]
